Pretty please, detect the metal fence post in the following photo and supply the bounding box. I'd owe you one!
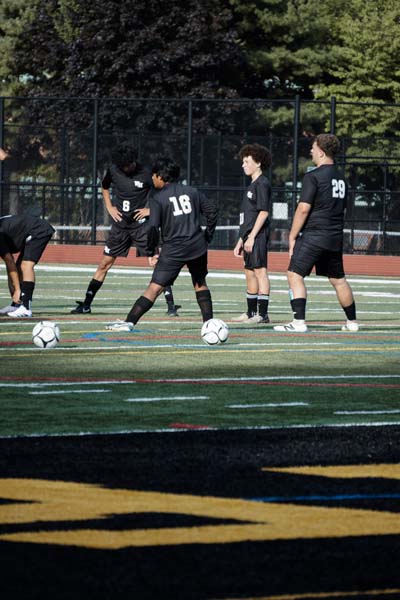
[0,97,4,214]
[330,96,337,134]
[91,98,99,245]
[187,99,193,186]
[291,94,301,217]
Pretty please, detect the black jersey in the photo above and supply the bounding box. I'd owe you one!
[146,182,217,260]
[299,164,347,251]
[0,214,54,255]
[239,174,271,240]
[101,163,153,227]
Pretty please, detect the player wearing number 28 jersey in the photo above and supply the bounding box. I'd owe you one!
[274,133,358,333]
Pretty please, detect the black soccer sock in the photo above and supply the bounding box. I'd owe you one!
[246,292,258,317]
[126,296,154,325]
[20,281,35,310]
[164,285,175,307]
[343,301,356,321]
[196,289,213,322]
[290,298,306,320]
[258,295,269,319]
[84,279,103,307]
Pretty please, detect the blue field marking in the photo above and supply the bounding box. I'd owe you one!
[249,493,400,502]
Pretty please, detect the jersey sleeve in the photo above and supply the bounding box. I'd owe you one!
[199,192,217,243]
[255,180,272,213]
[146,197,161,256]
[101,168,112,190]
[300,172,318,205]
[0,233,11,258]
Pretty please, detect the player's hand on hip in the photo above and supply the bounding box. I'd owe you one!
[134,207,150,221]
[108,206,122,222]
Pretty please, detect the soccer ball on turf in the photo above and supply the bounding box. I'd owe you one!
[201,318,229,345]
[32,321,60,349]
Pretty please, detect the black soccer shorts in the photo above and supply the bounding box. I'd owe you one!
[151,252,209,288]
[18,223,55,264]
[103,222,148,257]
[243,229,269,270]
[289,237,345,279]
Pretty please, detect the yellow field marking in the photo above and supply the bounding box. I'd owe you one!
[0,466,400,549]
[264,464,400,479]
[221,588,400,599]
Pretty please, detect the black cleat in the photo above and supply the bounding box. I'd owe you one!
[70,301,91,314]
[166,304,181,317]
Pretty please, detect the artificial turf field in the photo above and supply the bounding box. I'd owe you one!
[0,262,399,599]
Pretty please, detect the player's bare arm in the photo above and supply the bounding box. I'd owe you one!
[2,252,21,303]
[288,202,312,257]
[233,237,243,257]
[102,188,122,222]
[0,147,9,161]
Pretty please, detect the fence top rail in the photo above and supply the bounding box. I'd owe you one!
[1,96,400,109]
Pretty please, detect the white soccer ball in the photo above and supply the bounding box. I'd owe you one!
[32,321,60,349]
[201,318,229,345]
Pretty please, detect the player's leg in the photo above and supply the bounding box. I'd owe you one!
[329,275,358,332]
[273,238,318,332]
[232,267,258,322]
[72,254,116,314]
[247,231,270,323]
[164,285,181,317]
[8,231,53,318]
[0,260,22,314]
[188,253,213,322]
[71,223,129,314]
[105,257,180,331]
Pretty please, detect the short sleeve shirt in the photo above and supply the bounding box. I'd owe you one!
[239,174,271,240]
[299,164,347,251]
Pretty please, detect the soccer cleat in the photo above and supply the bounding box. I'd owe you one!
[342,320,359,332]
[70,301,91,314]
[105,320,134,332]
[0,304,19,315]
[8,305,32,318]
[167,304,181,317]
[248,314,270,324]
[231,312,252,322]
[273,320,308,333]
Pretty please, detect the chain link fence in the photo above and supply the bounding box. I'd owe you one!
[0,96,399,254]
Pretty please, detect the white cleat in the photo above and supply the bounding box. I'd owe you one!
[273,320,308,333]
[8,305,32,318]
[105,320,134,332]
[0,304,18,315]
[231,312,252,323]
[342,321,359,332]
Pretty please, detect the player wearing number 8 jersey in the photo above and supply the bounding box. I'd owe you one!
[274,133,358,333]
[106,156,217,331]
[70,144,180,315]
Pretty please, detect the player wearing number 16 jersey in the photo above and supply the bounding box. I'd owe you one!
[106,156,217,331]
[274,133,358,333]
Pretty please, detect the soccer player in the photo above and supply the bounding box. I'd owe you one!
[70,143,181,317]
[106,156,217,331]
[232,143,272,324]
[0,213,55,317]
[274,133,358,333]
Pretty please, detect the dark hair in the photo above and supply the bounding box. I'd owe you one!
[314,134,340,158]
[152,156,180,182]
[238,143,272,170]
[112,144,138,169]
